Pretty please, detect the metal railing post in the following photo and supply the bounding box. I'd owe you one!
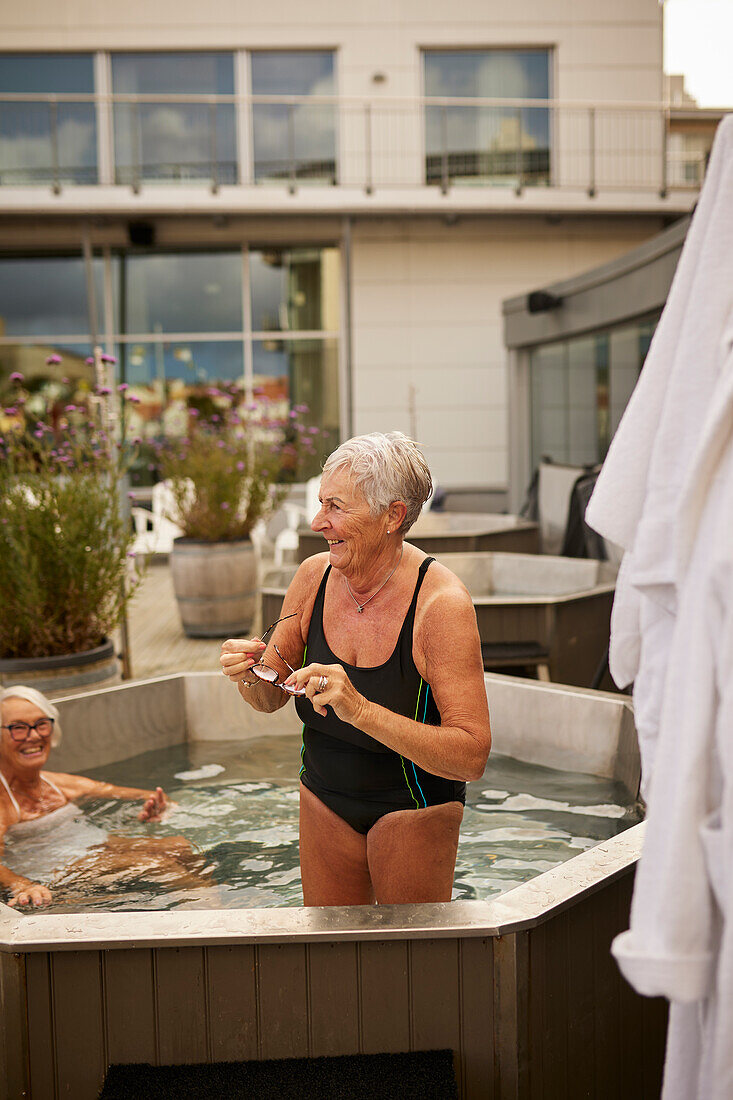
[209,98,219,193]
[588,106,596,197]
[288,103,296,193]
[440,104,449,193]
[660,106,668,198]
[132,101,141,193]
[49,97,61,193]
[364,102,373,194]
[515,106,523,195]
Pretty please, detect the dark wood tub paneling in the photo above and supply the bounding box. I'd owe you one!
[5,867,668,1100]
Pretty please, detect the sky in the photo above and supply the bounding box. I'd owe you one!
[664,0,733,107]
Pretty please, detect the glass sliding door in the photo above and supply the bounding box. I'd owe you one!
[111,52,236,185]
[424,50,550,187]
[0,54,97,185]
[251,51,336,184]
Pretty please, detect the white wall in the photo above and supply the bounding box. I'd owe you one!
[351,215,662,490]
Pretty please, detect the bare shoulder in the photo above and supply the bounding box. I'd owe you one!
[419,558,475,617]
[281,553,330,639]
[42,771,91,798]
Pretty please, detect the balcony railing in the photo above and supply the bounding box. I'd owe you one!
[0,92,716,197]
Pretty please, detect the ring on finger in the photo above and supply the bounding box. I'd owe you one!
[317,674,328,692]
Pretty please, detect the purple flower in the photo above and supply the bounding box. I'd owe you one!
[128,395,141,405]
[294,404,309,413]
[132,437,142,445]
[211,414,220,423]
[308,426,319,434]
[189,408,200,418]
[45,354,62,365]
[101,354,117,364]
[4,407,17,416]
[217,440,226,448]
[64,405,77,413]
[127,551,136,559]
[221,502,230,510]
[62,377,70,384]
[96,386,112,396]
[33,430,44,439]
[9,371,24,383]
[236,460,245,471]
[86,357,95,365]
[207,387,223,397]
[117,383,129,393]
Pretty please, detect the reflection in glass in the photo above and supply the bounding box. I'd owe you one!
[0,54,96,185]
[424,50,550,186]
[251,52,336,184]
[250,247,340,332]
[111,53,236,185]
[0,256,104,336]
[0,343,96,437]
[119,252,242,334]
[529,317,659,468]
[253,338,339,477]
[115,340,244,444]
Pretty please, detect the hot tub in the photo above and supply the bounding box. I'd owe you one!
[297,512,540,562]
[262,552,616,688]
[0,673,664,1099]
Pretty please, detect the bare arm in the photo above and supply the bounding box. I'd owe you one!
[285,568,491,781]
[0,818,52,908]
[220,555,325,712]
[45,774,171,821]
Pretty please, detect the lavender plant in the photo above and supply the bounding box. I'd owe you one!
[158,388,317,543]
[0,371,141,659]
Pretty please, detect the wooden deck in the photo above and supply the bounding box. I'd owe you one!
[118,559,257,682]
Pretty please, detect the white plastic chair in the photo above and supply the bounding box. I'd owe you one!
[130,480,186,556]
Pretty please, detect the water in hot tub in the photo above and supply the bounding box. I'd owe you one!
[2,735,641,913]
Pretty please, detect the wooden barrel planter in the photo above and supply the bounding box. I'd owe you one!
[170,538,257,638]
[0,639,120,697]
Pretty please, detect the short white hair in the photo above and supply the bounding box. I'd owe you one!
[322,431,432,533]
[1,685,62,747]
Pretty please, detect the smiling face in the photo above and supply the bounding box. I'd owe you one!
[0,696,54,779]
[311,467,391,579]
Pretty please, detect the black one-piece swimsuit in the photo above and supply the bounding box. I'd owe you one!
[295,557,466,834]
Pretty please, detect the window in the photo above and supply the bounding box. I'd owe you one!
[423,50,550,187]
[529,317,658,468]
[0,54,97,185]
[111,52,236,185]
[251,51,336,184]
[0,248,341,484]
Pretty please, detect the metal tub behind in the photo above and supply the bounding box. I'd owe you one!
[297,512,540,562]
[0,674,663,1100]
[262,552,616,688]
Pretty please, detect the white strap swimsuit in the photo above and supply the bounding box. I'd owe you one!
[0,769,67,823]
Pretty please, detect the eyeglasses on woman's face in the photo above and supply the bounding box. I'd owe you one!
[250,613,306,696]
[1,717,55,742]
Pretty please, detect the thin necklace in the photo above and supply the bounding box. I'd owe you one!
[344,544,404,613]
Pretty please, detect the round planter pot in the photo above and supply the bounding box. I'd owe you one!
[0,639,120,697]
[170,537,257,638]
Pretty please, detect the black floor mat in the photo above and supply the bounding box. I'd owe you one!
[99,1049,458,1099]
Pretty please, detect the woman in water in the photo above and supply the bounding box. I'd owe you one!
[221,431,491,905]
[0,685,189,909]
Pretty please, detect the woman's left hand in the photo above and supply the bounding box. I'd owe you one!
[284,663,366,724]
[139,787,170,822]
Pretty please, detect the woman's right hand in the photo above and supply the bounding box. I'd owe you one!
[220,637,267,684]
[8,880,53,908]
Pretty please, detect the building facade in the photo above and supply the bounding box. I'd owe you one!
[0,0,714,502]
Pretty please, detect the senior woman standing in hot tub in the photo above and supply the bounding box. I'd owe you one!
[221,432,491,906]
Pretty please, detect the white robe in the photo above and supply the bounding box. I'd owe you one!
[585,114,733,793]
[585,113,733,1099]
